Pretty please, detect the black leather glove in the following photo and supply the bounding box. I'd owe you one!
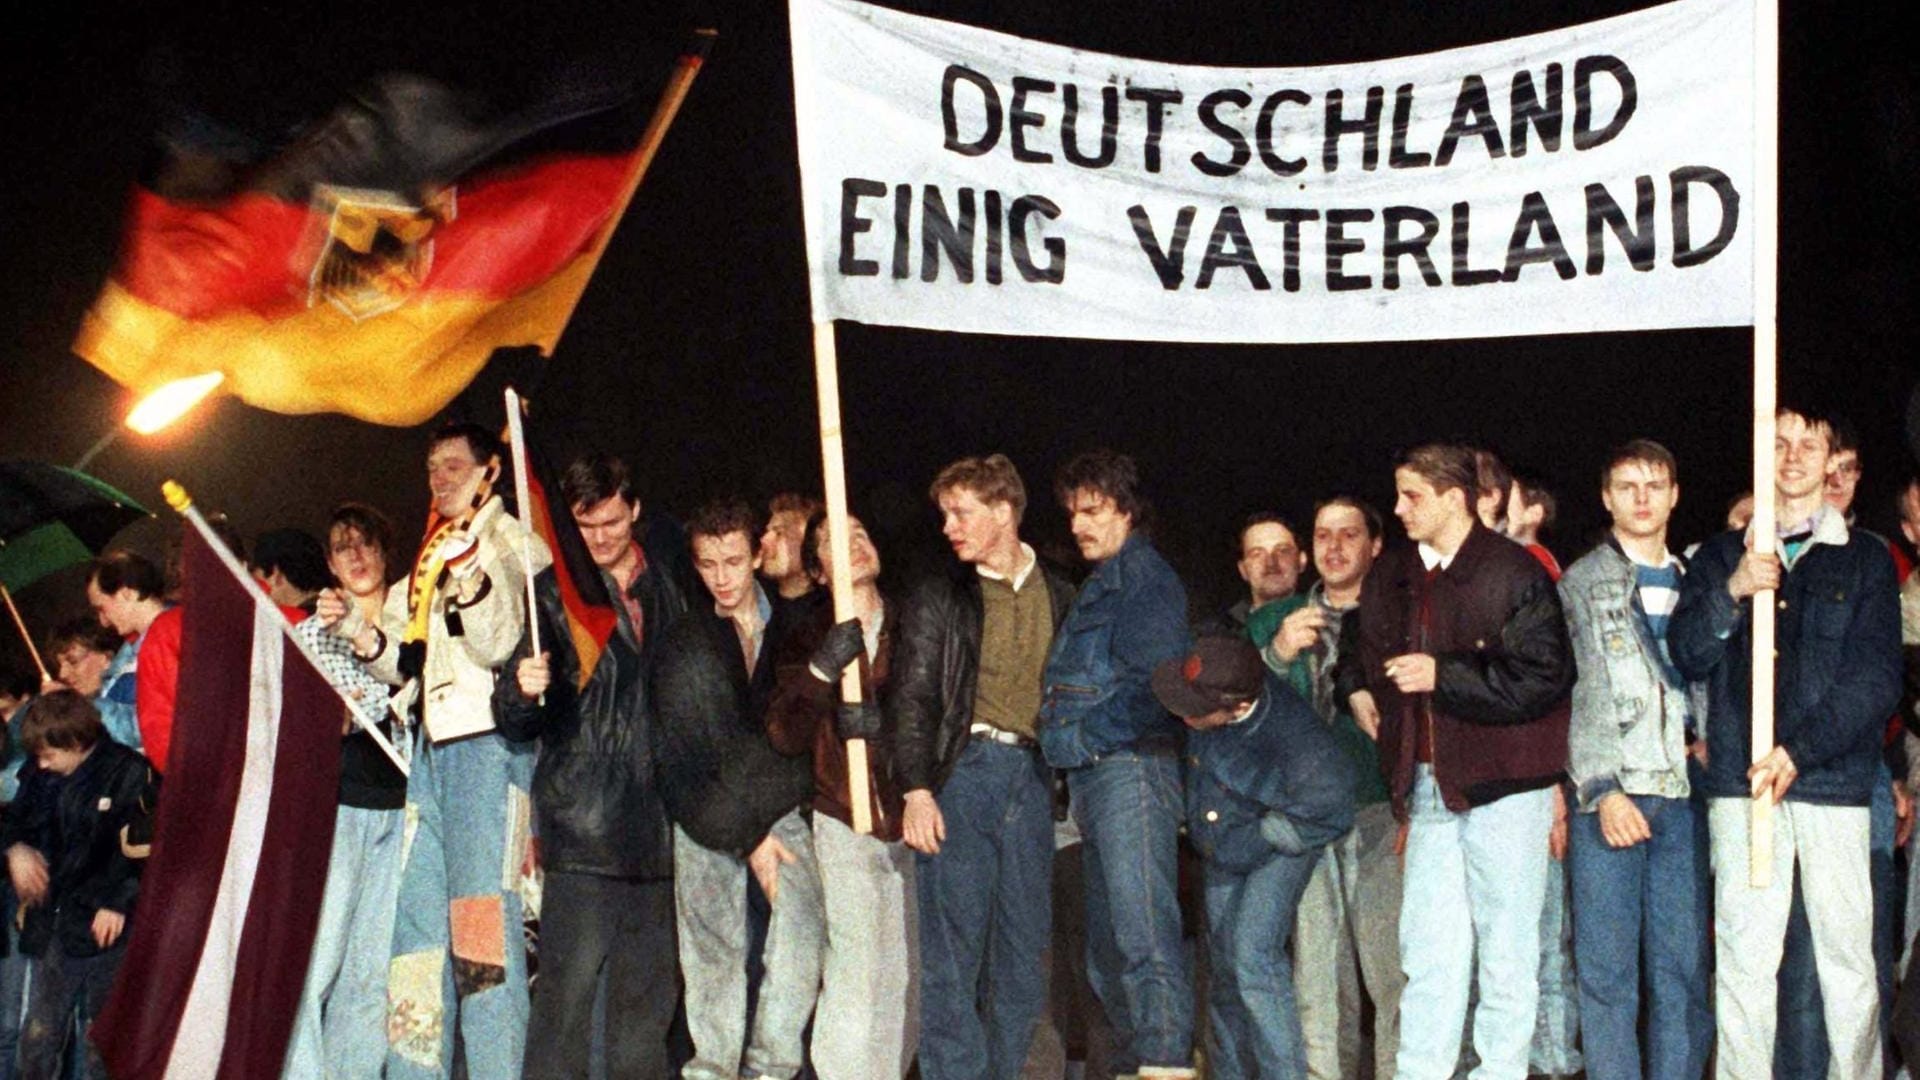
[834,700,884,741]
[809,618,865,679]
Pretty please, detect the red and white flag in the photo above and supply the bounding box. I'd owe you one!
[93,521,344,1079]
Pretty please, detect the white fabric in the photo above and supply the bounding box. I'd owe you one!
[1707,798,1879,1080]
[790,0,1756,344]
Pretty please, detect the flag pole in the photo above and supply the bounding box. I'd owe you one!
[504,388,545,706]
[0,584,49,683]
[161,480,409,778]
[814,321,875,836]
[544,28,718,357]
[1748,0,1780,889]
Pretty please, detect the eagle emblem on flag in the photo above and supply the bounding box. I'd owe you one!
[305,185,456,321]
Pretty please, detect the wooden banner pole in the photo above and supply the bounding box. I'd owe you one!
[504,388,545,706]
[813,321,874,836]
[1749,0,1780,889]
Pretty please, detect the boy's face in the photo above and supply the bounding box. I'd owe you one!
[35,745,90,776]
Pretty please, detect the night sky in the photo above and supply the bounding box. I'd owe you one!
[2,0,1914,675]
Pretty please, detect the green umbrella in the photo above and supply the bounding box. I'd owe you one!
[0,462,151,678]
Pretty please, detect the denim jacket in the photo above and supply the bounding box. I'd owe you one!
[1671,508,1901,805]
[1185,670,1356,872]
[1039,533,1191,769]
[1559,540,1702,811]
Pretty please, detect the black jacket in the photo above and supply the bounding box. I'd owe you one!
[652,595,812,857]
[889,559,1075,794]
[1,740,156,959]
[494,530,689,880]
[1354,525,1573,815]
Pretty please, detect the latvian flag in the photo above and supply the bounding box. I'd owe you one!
[73,34,711,427]
[92,516,344,1079]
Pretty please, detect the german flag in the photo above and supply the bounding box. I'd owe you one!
[517,419,618,690]
[74,36,712,427]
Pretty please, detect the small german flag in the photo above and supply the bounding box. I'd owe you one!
[75,35,712,427]
[518,420,619,690]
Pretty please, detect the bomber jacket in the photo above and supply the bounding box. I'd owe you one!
[494,527,689,880]
[1,740,156,959]
[766,599,903,840]
[1672,508,1900,806]
[1354,524,1574,817]
[1560,539,1703,811]
[1040,533,1192,769]
[889,557,1075,794]
[1185,670,1356,873]
[652,589,812,857]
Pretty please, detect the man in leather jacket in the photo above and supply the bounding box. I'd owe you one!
[889,454,1072,1080]
[1349,442,1572,1080]
[495,453,688,1078]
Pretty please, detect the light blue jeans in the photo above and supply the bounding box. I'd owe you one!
[283,804,406,1079]
[1396,768,1552,1080]
[1070,748,1193,1074]
[385,734,536,1080]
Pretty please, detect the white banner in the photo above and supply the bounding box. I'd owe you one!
[790,0,1756,343]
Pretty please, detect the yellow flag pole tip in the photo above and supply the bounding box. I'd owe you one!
[161,481,192,513]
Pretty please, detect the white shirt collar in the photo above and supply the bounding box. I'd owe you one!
[1417,542,1455,571]
[976,543,1039,590]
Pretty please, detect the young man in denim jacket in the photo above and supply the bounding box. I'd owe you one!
[1159,635,1354,1080]
[1559,439,1711,1080]
[1040,449,1193,1078]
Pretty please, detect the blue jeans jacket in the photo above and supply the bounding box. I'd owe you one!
[1039,534,1190,769]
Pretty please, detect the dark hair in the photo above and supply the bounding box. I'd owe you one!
[21,689,105,754]
[1313,495,1385,541]
[1775,404,1835,450]
[1054,448,1148,523]
[328,503,397,570]
[560,452,635,511]
[930,455,1027,524]
[1895,475,1920,523]
[799,508,874,583]
[1600,439,1679,489]
[1472,447,1513,501]
[686,496,763,552]
[88,550,165,601]
[47,616,122,660]
[1236,511,1301,554]
[251,528,333,592]
[1827,414,1860,457]
[1510,468,1558,532]
[430,421,504,466]
[769,492,823,520]
[1395,444,1478,502]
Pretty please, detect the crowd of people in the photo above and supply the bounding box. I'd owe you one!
[2,404,1919,1080]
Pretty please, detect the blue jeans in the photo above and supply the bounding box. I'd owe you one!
[1396,768,1552,1080]
[1204,850,1318,1080]
[1567,795,1712,1080]
[0,890,27,1080]
[284,805,406,1079]
[1070,748,1192,1073]
[385,733,536,1080]
[916,739,1054,1080]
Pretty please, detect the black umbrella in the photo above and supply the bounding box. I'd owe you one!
[0,461,151,680]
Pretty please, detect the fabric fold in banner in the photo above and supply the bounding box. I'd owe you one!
[789,0,1756,343]
[91,525,344,1080]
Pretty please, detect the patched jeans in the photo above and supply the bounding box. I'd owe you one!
[1069,747,1193,1074]
[385,733,537,1080]
[676,810,824,1080]
[1205,849,1319,1080]
[1395,767,1553,1080]
[916,739,1054,1080]
[284,804,406,1080]
[1568,794,1712,1080]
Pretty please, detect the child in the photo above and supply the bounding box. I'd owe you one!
[1153,636,1355,1080]
[1,689,156,1080]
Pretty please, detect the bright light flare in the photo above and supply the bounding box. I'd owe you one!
[126,372,224,435]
